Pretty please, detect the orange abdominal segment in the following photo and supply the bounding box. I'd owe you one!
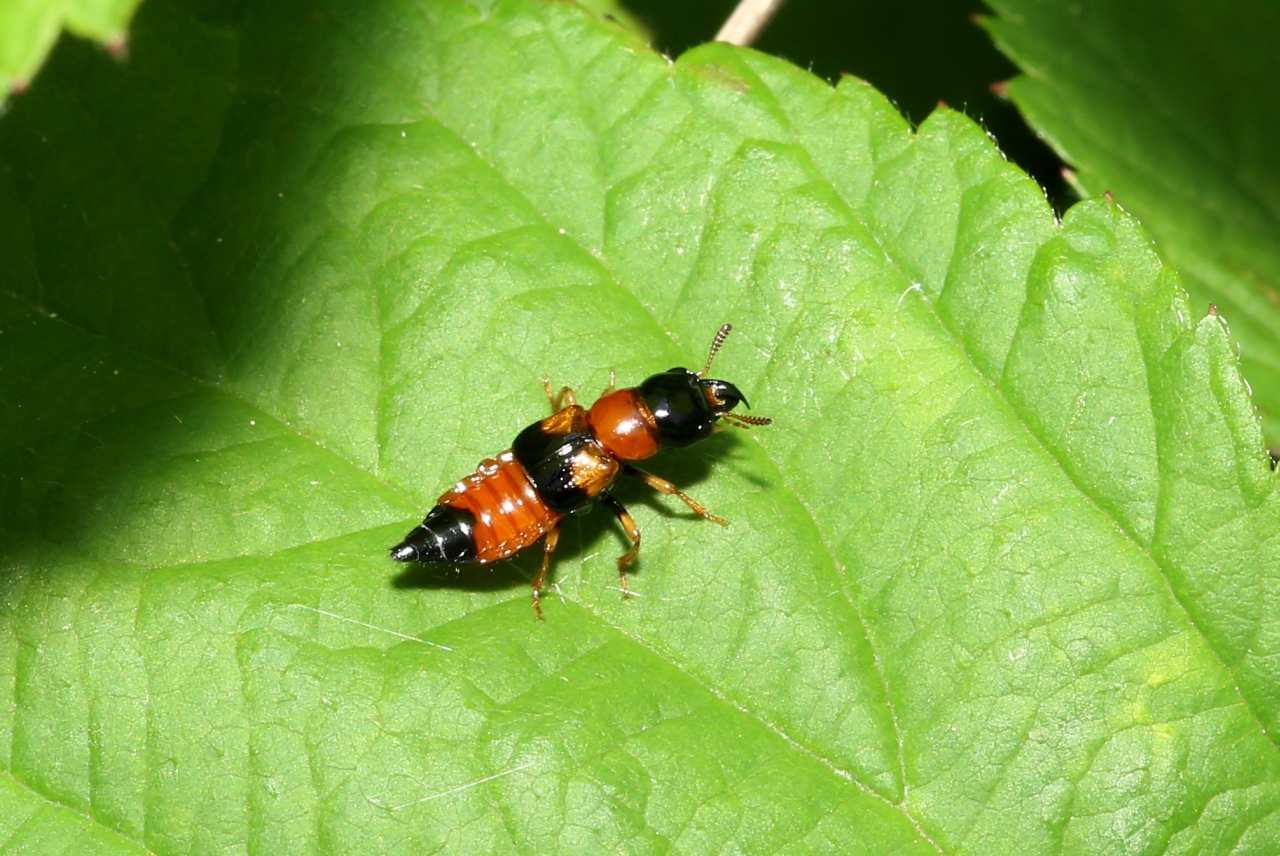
[587,389,659,461]
[439,450,561,563]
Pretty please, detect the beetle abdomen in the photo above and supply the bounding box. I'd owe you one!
[390,505,478,564]
[439,450,562,563]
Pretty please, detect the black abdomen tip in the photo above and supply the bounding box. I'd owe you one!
[390,506,478,564]
[390,542,418,562]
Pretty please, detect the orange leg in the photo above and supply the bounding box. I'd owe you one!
[542,379,578,412]
[601,368,617,398]
[530,525,560,620]
[624,465,729,526]
[601,494,641,596]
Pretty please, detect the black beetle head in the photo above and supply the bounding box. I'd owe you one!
[636,368,720,448]
[636,325,772,448]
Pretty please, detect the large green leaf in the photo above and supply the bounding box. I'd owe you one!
[982,1,1280,442]
[3,0,1279,852]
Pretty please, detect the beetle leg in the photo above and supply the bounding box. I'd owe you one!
[530,525,560,620]
[601,494,640,596]
[541,379,578,412]
[600,368,617,398]
[623,465,729,526]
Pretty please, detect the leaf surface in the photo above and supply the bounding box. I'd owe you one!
[2,0,1280,853]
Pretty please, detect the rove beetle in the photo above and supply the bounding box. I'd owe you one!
[390,324,771,617]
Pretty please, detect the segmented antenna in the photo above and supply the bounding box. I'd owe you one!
[699,323,733,377]
[722,412,773,428]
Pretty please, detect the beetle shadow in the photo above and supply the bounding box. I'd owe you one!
[613,429,771,508]
[390,557,533,592]
[389,433,756,594]
[389,512,596,593]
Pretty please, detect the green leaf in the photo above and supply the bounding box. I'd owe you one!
[0,0,145,96]
[981,1,1280,442]
[3,0,1280,853]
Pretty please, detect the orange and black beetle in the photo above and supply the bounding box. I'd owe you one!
[390,324,771,617]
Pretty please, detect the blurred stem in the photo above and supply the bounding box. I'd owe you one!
[715,0,786,46]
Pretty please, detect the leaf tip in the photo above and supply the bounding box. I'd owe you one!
[106,34,130,61]
[989,80,1009,98]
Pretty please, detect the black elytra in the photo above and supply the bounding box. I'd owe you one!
[510,419,596,514]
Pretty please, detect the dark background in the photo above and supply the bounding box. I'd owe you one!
[624,0,1069,210]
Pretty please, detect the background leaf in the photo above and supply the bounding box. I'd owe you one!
[982,0,1280,442]
[0,0,145,96]
[628,0,1072,210]
[3,0,1280,853]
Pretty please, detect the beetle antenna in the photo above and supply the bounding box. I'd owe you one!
[723,412,773,428]
[699,324,733,377]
